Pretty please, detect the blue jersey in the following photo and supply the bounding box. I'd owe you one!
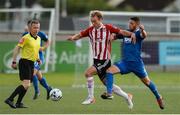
[115,29,148,78]
[22,31,48,64]
[116,29,144,62]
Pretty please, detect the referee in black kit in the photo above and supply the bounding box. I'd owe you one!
[4,20,41,108]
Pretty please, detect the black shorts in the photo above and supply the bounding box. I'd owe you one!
[93,59,111,81]
[18,59,34,81]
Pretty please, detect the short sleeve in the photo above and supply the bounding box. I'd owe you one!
[80,27,92,37]
[106,24,121,34]
[22,32,28,37]
[39,32,48,42]
[136,31,144,40]
[17,37,26,48]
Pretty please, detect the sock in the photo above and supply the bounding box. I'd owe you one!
[33,75,39,94]
[147,81,161,99]
[87,77,94,98]
[39,77,50,91]
[16,85,27,104]
[113,84,128,99]
[8,85,23,101]
[106,72,113,95]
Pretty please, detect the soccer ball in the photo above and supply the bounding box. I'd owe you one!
[49,88,62,101]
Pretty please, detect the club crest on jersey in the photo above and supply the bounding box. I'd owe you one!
[19,38,25,44]
[124,37,132,43]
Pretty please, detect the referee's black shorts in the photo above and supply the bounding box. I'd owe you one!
[93,59,111,81]
[18,58,34,81]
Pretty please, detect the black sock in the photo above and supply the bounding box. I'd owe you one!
[8,85,24,101]
[16,86,27,104]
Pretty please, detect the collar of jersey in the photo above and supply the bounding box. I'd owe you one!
[29,33,38,40]
[94,24,105,30]
[135,28,140,32]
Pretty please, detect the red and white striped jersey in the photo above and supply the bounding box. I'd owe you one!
[80,24,121,60]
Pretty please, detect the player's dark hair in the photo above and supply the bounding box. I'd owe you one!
[130,17,140,23]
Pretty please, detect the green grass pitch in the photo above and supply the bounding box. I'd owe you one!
[0,72,180,114]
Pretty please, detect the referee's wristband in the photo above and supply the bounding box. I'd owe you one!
[12,61,16,64]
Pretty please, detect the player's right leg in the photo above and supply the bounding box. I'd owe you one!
[32,62,40,100]
[81,66,97,105]
[36,70,52,100]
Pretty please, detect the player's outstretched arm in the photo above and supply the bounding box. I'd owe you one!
[110,33,116,42]
[11,46,21,69]
[67,33,82,41]
[120,30,136,44]
[139,24,147,38]
[119,30,132,37]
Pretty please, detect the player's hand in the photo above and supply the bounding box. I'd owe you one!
[11,61,17,69]
[37,59,42,65]
[131,33,136,44]
[139,24,145,31]
[39,47,45,51]
[110,34,116,42]
[67,36,74,41]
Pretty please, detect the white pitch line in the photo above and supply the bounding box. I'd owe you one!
[72,84,180,90]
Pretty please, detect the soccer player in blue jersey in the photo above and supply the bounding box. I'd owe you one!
[23,20,52,100]
[101,17,165,109]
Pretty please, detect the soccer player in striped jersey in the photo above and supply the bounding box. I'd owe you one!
[23,20,52,100]
[102,17,165,109]
[68,10,135,108]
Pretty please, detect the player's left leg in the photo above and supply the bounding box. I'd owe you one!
[133,61,164,109]
[104,60,131,97]
[140,76,164,109]
[36,70,52,100]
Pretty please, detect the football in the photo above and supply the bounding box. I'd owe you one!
[49,88,62,101]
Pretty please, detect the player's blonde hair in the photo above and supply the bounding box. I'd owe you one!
[90,10,103,19]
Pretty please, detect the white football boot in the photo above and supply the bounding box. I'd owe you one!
[81,97,96,105]
[126,93,133,109]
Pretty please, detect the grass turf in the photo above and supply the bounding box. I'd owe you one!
[0,72,180,114]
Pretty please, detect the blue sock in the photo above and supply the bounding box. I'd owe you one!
[147,81,161,99]
[39,77,50,91]
[32,75,39,94]
[106,72,113,95]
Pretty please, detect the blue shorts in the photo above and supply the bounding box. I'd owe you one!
[114,60,148,78]
[34,61,40,71]
[34,52,45,71]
